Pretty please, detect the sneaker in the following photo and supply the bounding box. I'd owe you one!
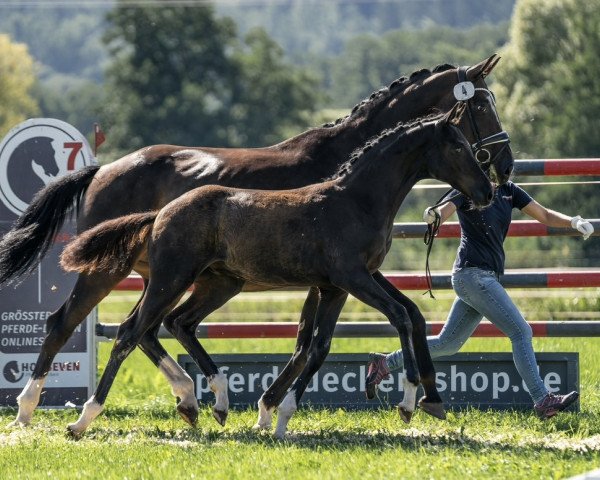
[534,391,579,419]
[365,353,390,400]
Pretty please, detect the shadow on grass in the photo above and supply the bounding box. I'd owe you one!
[73,409,600,455]
[2,406,599,456]
[72,423,600,457]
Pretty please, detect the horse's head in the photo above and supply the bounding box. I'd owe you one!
[437,54,513,185]
[428,102,494,208]
[373,54,513,185]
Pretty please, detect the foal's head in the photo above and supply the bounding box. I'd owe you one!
[426,102,494,208]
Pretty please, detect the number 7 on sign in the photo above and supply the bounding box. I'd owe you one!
[64,142,82,171]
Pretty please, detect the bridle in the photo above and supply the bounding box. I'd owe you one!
[422,67,511,298]
[456,66,511,171]
[429,67,511,209]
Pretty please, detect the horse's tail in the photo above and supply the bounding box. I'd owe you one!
[60,212,157,275]
[0,165,101,286]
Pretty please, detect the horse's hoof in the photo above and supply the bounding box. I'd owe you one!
[7,419,26,429]
[212,408,228,427]
[418,399,447,420]
[252,422,271,431]
[397,406,413,424]
[177,403,198,428]
[66,424,84,440]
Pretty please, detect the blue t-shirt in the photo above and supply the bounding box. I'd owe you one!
[449,181,533,274]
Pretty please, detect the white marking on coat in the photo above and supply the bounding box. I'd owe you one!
[158,357,196,407]
[175,150,222,179]
[274,391,297,438]
[209,372,229,413]
[253,396,274,430]
[398,374,417,412]
[67,396,103,436]
[11,377,47,426]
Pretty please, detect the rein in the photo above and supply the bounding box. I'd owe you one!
[457,66,510,177]
[422,67,508,298]
[422,188,461,299]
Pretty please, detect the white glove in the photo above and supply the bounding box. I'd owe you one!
[571,215,594,240]
[423,206,441,225]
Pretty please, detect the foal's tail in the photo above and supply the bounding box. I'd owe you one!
[0,165,100,286]
[60,212,157,275]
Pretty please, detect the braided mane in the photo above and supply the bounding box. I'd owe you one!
[331,112,443,180]
[322,64,455,128]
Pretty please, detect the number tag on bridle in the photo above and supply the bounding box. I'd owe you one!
[453,81,475,100]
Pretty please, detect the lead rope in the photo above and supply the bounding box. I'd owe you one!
[422,67,507,297]
[423,210,442,299]
[423,189,462,298]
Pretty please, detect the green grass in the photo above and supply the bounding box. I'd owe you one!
[100,288,600,323]
[1,291,600,479]
[1,407,599,479]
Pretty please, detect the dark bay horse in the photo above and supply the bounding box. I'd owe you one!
[0,54,511,427]
[60,103,494,438]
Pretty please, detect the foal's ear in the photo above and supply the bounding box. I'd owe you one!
[466,53,501,80]
[444,102,466,126]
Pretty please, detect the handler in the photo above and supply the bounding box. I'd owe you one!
[365,181,594,419]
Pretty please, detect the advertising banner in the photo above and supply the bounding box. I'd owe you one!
[178,352,579,410]
[0,118,97,408]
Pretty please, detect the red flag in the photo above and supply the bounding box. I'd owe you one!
[94,123,106,156]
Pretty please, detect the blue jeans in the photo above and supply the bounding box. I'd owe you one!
[386,267,548,403]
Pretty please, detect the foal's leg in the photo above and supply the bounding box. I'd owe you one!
[274,287,347,438]
[67,276,188,438]
[132,278,198,426]
[138,313,198,427]
[254,286,321,430]
[372,271,445,420]
[9,271,125,427]
[164,273,244,427]
[333,269,420,422]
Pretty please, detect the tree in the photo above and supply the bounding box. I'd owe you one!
[0,5,108,83]
[217,0,515,57]
[494,0,600,159]
[0,4,109,141]
[231,28,322,146]
[493,0,600,266]
[0,34,39,138]
[33,79,105,144]
[101,2,320,151]
[326,23,509,107]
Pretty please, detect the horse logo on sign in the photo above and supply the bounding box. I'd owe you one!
[0,118,94,216]
[3,360,24,383]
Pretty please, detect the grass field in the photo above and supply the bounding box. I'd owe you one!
[1,290,600,479]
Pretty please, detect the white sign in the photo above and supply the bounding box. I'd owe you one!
[0,118,97,408]
[0,118,95,215]
[453,81,475,101]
